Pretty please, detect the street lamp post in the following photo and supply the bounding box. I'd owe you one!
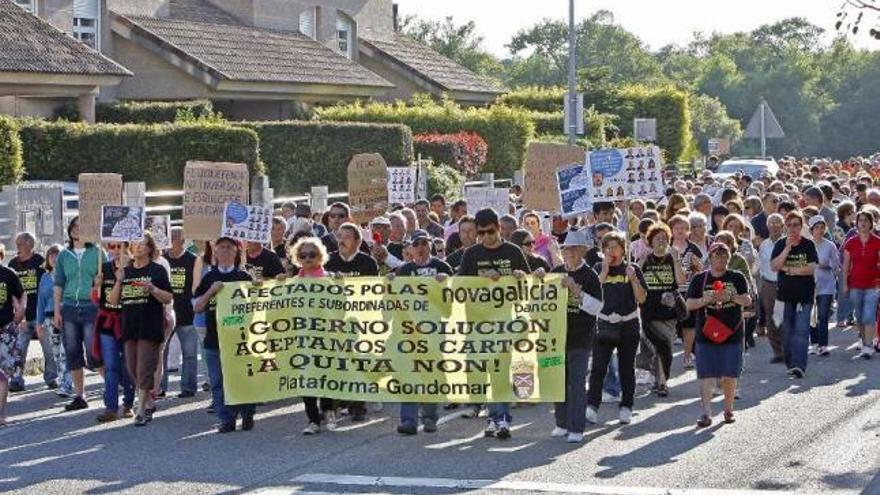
[567,0,577,145]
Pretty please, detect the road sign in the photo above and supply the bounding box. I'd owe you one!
[744,100,784,158]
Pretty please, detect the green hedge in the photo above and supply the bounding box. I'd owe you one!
[18,121,261,188]
[0,117,23,186]
[242,120,412,193]
[497,86,566,113]
[316,99,533,178]
[96,100,215,124]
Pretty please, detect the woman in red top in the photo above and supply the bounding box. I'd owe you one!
[842,211,880,359]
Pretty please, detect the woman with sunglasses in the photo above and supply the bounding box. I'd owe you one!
[93,242,135,422]
[521,212,561,268]
[510,229,552,273]
[289,237,338,434]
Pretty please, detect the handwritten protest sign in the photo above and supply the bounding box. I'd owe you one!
[221,201,272,244]
[101,205,145,242]
[78,174,123,243]
[216,276,567,405]
[588,146,664,202]
[523,143,585,212]
[183,161,249,241]
[348,154,388,225]
[145,215,171,250]
[387,167,416,205]
[465,187,509,216]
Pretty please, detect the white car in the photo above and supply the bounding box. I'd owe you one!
[712,158,779,182]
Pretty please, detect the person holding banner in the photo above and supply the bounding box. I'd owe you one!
[288,237,338,435]
[390,230,454,436]
[457,208,531,440]
[510,229,552,274]
[444,216,477,272]
[193,237,254,433]
[161,228,200,398]
[108,233,173,427]
[54,216,106,412]
[586,231,647,426]
[551,230,603,443]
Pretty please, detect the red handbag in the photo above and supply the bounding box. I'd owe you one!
[700,272,741,344]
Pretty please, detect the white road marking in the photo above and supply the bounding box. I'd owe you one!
[282,473,803,495]
[10,445,104,467]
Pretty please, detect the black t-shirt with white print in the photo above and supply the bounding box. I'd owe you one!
[396,258,453,277]
[456,242,529,277]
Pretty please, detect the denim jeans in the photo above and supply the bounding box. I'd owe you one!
[554,349,589,434]
[99,333,134,413]
[160,325,199,394]
[836,279,854,324]
[849,288,879,326]
[781,302,812,371]
[203,347,254,425]
[61,303,100,371]
[400,403,438,427]
[488,403,511,424]
[603,354,621,396]
[810,295,834,347]
[11,321,58,387]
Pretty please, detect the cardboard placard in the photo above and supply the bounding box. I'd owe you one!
[522,143,585,212]
[556,163,592,218]
[588,146,664,202]
[145,215,172,250]
[465,187,509,216]
[387,167,416,205]
[101,205,145,242]
[222,201,272,244]
[347,153,388,225]
[78,174,123,243]
[183,161,249,241]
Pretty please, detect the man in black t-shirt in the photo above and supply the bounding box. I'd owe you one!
[160,227,200,398]
[194,237,254,433]
[8,232,54,392]
[244,241,285,282]
[444,215,477,271]
[771,211,818,378]
[0,243,26,422]
[457,208,532,441]
[393,230,453,435]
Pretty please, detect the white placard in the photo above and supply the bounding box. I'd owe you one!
[387,167,416,205]
[100,205,145,242]
[145,215,172,250]
[588,145,664,202]
[556,161,592,218]
[221,201,272,244]
[465,187,509,216]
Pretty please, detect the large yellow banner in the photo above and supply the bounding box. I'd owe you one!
[216,275,568,405]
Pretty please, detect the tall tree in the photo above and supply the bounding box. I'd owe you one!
[400,15,503,80]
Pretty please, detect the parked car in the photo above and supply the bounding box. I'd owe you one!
[712,158,779,181]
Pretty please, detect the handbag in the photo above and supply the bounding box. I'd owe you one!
[699,272,742,344]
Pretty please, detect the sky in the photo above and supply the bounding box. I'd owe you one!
[393,0,876,56]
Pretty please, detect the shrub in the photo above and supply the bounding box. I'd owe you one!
[241,120,412,193]
[0,116,23,186]
[424,160,465,201]
[18,121,261,188]
[497,86,566,113]
[316,98,534,178]
[526,108,612,145]
[413,132,487,177]
[96,100,215,124]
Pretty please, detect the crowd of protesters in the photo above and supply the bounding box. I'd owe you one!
[0,154,878,443]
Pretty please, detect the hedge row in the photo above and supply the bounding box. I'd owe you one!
[96,100,215,124]
[17,121,261,188]
[607,85,691,164]
[497,86,566,113]
[413,132,487,177]
[240,121,412,193]
[0,117,24,187]
[316,99,534,178]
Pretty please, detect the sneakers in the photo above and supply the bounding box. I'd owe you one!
[8,382,24,393]
[495,420,511,440]
[217,422,235,433]
[95,411,118,423]
[324,411,338,431]
[566,432,583,443]
[422,418,438,433]
[303,422,321,435]
[790,368,804,378]
[134,415,147,427]
[585,407,598,424]
[808,345,818,355]
[619,407,633,424]
[602,392,621,404]
[819,346,830,356]
[859,345,874,360]
[551,426,568,437]
[461,406,479,419]
[483,420,497,437]
[241,414,255,431]
[46,381,59,390]
[64,396,88,412]
[397,422,417,435]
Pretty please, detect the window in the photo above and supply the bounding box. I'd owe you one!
[13,0,36,13]
[73,0,99,50]
[299,7,316,39]
[336,15,353,59]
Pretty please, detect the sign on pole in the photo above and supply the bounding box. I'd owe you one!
[744,100,784,158]
[100,205,145,242]
[78,173,123,243]
[465,187,509,216]
[522,143,585,212]
[16,182,64,250]
[347,153,388,225]
[588,145,664,202]
[633,118,657,142]
[221,201,272,244]
[387,167,416,205]
[556,162,592,218]
[183,161,249,241]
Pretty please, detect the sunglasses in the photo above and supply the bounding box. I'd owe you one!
[522,240,534,246]
[477,228,497,236]
[299,251,318,260]
[107,244,121,250]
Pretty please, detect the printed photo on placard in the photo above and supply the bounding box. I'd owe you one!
[222,201,272,244]
[101,205,145,242]
[555,161,592,217]
[588,145,663,202]
[145,215,172,250]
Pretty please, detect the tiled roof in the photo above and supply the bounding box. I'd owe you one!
[121,14,392,87]
[0,0,130,76]
[362,33,504,94]
[166,0,239,25]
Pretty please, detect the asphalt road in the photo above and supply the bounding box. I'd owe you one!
[1,326,878,495]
